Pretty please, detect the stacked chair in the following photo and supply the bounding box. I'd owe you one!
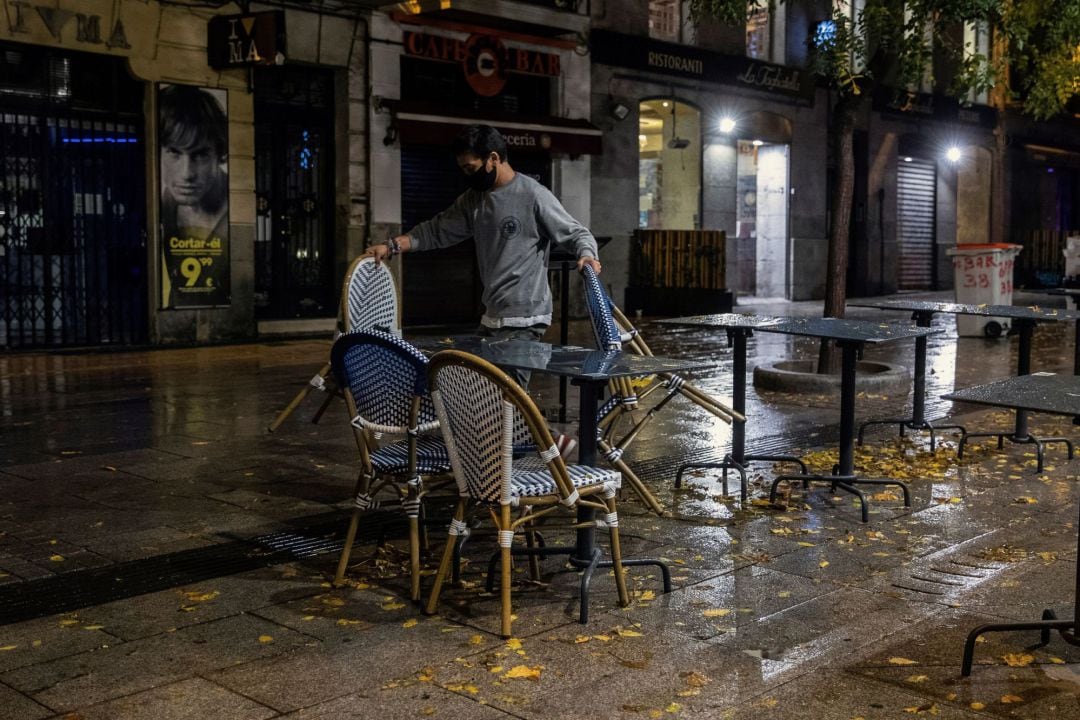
[267,254,399,432]
[579,266,745,508]
[425,350,628,638]
[329,330,452,602]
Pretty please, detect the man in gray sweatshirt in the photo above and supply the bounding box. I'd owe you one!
[370,125,602,366]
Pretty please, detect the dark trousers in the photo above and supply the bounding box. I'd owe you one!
[476,324,547,389]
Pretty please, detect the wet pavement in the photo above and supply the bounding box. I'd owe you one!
[1,290,1080,718]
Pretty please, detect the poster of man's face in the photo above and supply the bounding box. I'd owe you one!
[158,83,230,309]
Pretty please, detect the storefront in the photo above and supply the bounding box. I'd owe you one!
[589,27,829,303]
[369,13,599,326]
[0,0,370,348]
[855,90,998,295]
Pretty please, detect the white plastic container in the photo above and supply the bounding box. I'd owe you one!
[946,243,1022,337]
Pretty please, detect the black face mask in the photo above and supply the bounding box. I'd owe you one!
[466,162,497,192]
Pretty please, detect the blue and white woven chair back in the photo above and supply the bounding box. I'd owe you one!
[344,256,400,335]
[430,362,518,505]
[330,331,437,435]
[581,265,622,351]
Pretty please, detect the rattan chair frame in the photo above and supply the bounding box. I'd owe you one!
[580,266,745,513]
[425,349,629,637]
[329,331,449,602]
[267,253,400,432]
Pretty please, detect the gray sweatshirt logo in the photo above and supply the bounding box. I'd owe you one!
[500,216,521,240]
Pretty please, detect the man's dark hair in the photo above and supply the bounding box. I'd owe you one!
[159,84,228,159]
[452,124,508,163]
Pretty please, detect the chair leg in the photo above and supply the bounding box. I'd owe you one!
[499,504,514,638]
[333,471,372,586]
[605,495,630,607]
[333,508,362,587]
[266,363,331,433]
[425,499,466,616]
[407,513,422,602]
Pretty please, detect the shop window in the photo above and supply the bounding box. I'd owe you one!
[903,4,933,93]
[833,0,865,71]
[638,99,700,230]
[963,21,991,104]
[746,2,785,64]
[649,0,682,42]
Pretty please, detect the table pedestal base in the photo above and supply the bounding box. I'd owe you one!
[961,609,1080,676]
[858,417,967,452]
[483,544,671,624]
[769,473,911,523]
[958,432,1073,473]
[675,454,808,503]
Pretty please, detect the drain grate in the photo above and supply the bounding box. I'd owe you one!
[0,512,406,626]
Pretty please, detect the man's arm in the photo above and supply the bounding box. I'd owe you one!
[371,195,473,264]
[535,189,601,274]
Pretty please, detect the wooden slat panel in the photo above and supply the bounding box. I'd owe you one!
[634,229,728,290]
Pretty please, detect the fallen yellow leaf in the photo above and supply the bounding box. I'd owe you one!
[469,634,484,645]
[402,618,418,628]
[505,637,522,650]
[49,555,64,562]
[1000,694,1023,704]
[889,657,918,666]
[639,590,656,602]
[503,664,542,681]
[0,645,16,651]
[1013,496,1038,504]
[818,561,830,569]
[616,628,643,638]
[905,675,930,683]
[1001,652,1034,667]
[574,635,591,643]
[702,608,731,618]
[258,635,273,643]
[970,702,985,710]
[665,702,682,713]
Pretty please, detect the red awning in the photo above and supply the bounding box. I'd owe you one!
[383,100,602,156]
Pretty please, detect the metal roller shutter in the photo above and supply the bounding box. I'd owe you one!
[897,158,937,290]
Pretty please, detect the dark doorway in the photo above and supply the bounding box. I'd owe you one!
[0,43,147,349]
[254,66,336,319]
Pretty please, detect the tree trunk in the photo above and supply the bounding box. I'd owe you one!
[817,94,859,374]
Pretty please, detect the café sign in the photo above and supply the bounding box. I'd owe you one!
[404,31,561,97]
[591,29,814,102]
[207,11,286,69]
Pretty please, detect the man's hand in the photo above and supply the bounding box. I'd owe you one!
[370,243,392,265]
[577,256,602,275]
[370,235,411,265]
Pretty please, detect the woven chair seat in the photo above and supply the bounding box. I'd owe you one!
[510,462,620,498]
[370,435,451,475]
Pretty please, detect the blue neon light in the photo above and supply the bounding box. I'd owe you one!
[61,137,139,144]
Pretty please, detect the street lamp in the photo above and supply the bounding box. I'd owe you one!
[946,147,962,162]
[719,117,736,134]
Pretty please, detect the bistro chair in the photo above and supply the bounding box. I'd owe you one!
[267,253,399,432]
[425,349,629,638]
[579,266,745,510]
[329,330,451,602]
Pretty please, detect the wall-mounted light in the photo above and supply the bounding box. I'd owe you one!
[903,156,913,162]
[610,101,630,121]
[639,133,647,149]
[945,147,962,162]
[719,117,736,134]
[752,139,763,147]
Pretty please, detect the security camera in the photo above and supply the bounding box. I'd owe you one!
[668,137,690,149]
